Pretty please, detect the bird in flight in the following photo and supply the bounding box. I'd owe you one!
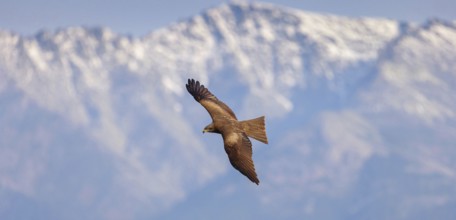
[186,79,268,185]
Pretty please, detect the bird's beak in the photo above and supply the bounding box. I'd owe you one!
[202,129,206,133]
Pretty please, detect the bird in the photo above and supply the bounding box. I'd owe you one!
[185,79,268,185]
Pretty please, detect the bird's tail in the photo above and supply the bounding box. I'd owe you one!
[239,116,268,144]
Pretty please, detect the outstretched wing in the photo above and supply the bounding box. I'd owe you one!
[186,79,237,121]
[223,132,259,185]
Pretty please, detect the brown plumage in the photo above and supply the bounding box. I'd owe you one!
[186,79,268,185]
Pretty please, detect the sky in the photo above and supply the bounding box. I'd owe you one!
[0,0,455,36]
[1,1,456,219]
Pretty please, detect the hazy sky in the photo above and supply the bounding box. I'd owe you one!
[1,0,455,36]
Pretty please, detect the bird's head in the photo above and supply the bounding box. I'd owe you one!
[202,123,217,133]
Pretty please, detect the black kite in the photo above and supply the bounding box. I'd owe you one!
[186,79,268,185]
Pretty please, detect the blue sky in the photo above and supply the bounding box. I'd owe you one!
[1,0,455,36]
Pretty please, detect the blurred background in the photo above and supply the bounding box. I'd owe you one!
[1,0,455,36]
[1,0,455,219]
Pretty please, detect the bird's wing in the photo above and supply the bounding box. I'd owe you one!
[186,79,237,121]
[223,132,259,185]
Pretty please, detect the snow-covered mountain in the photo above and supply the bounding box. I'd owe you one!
[1,1,455,220]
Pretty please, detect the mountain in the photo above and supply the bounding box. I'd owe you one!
[1,1,455,220]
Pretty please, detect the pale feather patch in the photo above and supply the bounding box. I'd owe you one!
[225,133,240,146]
[201,99,236,121]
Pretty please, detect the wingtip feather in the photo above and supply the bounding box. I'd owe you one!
[186,78,213,102]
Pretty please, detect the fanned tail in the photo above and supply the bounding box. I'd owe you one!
[239,116,268,144]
